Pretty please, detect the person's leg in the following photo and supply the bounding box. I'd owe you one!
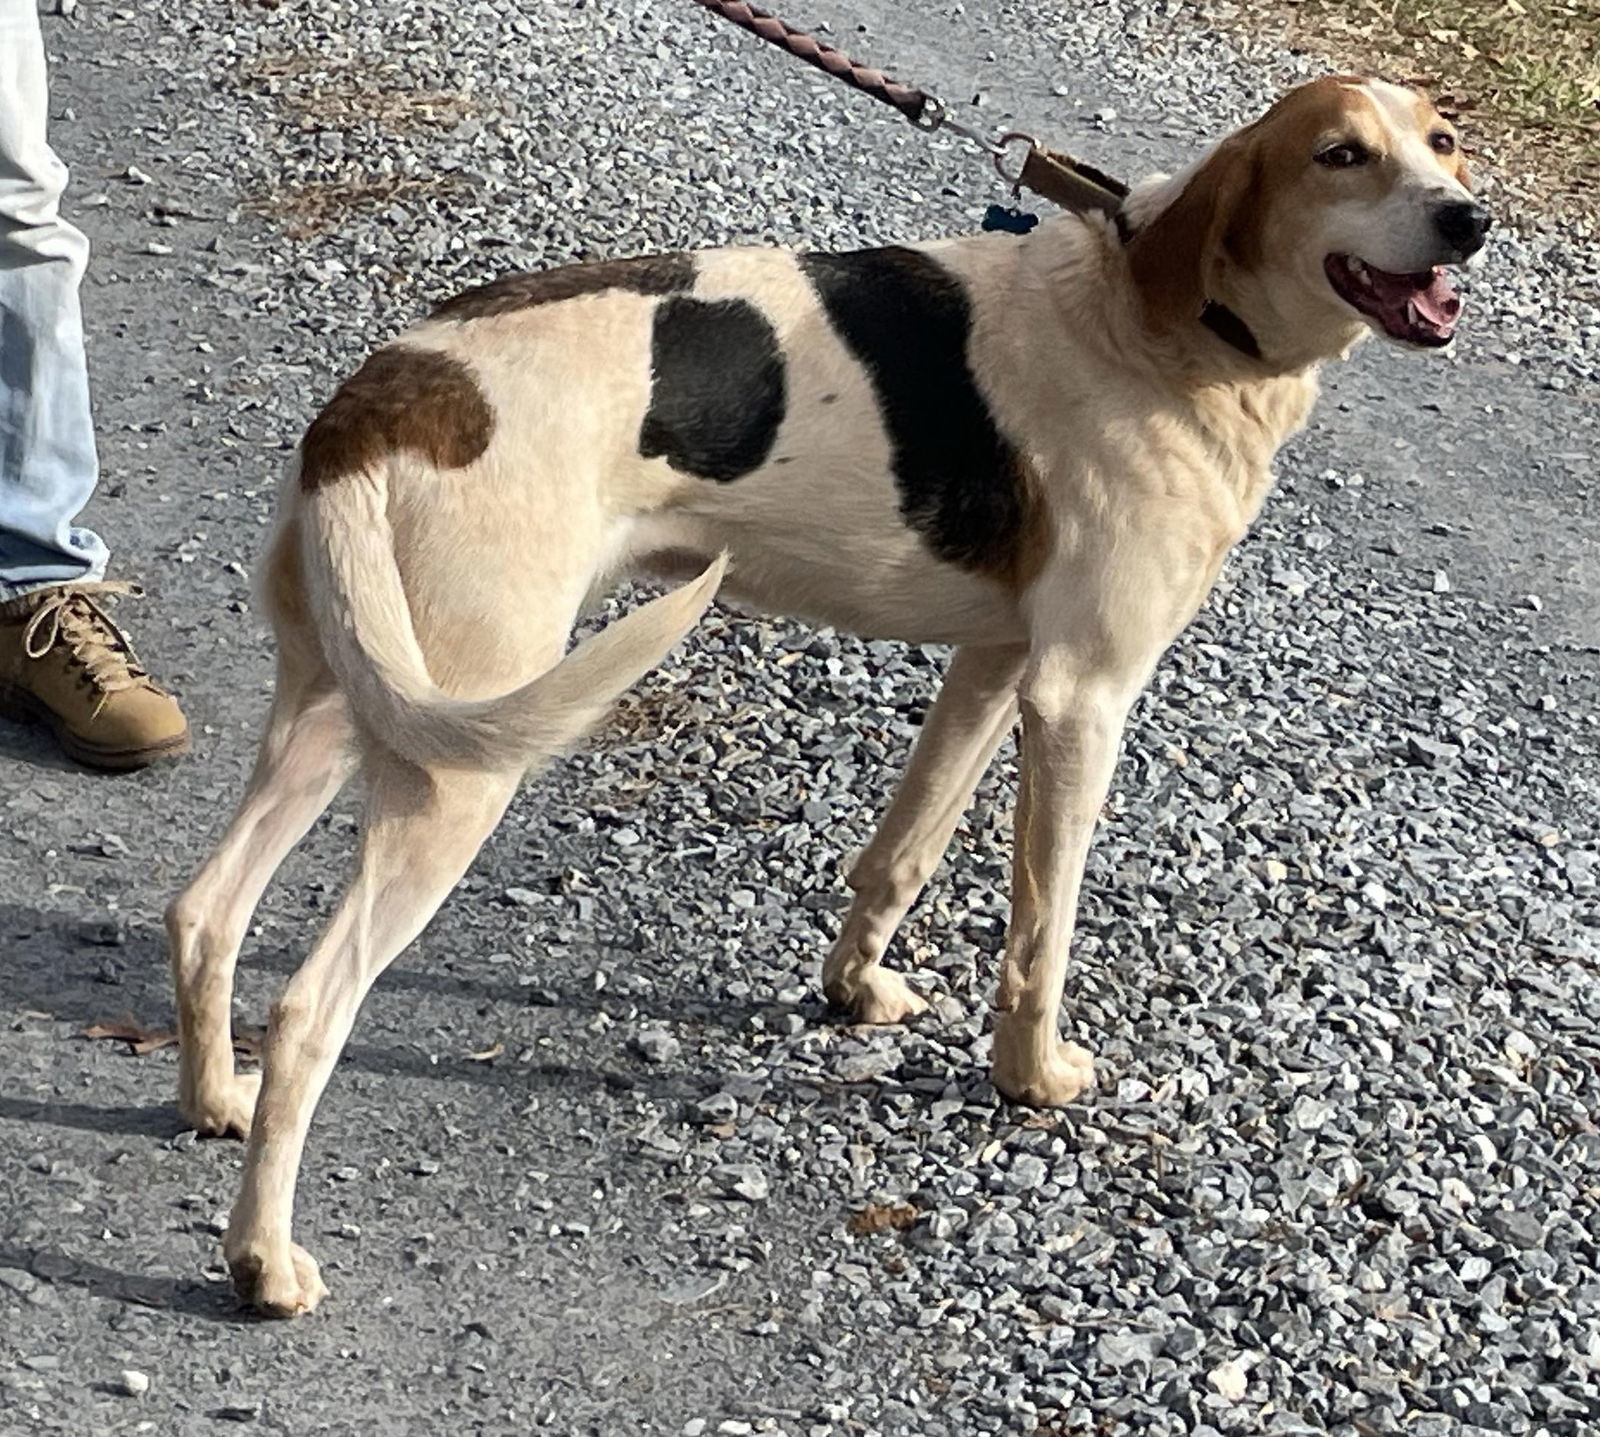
[0,0,186,769]
[0,0,108,597]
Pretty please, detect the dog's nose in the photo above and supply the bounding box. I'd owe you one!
[1434,200,1492,257]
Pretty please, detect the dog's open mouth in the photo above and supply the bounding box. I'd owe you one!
[1324,254,1461,347]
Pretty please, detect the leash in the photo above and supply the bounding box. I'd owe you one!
[687,1,1267,361]
[686,0,1130,226]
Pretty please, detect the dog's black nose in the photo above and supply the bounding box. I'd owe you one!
[1434,200,1492,257]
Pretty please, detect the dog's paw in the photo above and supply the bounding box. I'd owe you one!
[179,1072,261,1140]
[826,967,929,1025]
[991,1025,1096,1108]
[226,1239,328,1319]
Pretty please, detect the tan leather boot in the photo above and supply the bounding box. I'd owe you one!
[0,582,189,770]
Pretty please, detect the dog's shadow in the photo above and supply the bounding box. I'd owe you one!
[0,1240,241,1322]
[1,897,789,1019]
[0,1093,184,1139]
[0,900,833,1136]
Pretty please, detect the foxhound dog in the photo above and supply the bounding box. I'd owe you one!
[166,76,1489,1315]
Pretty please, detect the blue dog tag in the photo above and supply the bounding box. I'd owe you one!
[981,204,1039,234]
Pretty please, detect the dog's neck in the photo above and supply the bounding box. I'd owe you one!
[1200,274,1371,378]
[1007,214,1342,426]
[1188,302,1328,378]
[1185,362,1323,529]
[1112,164,1371,378]
[1008,217,1323,482]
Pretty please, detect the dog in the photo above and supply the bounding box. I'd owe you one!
[165,75,1488,1316]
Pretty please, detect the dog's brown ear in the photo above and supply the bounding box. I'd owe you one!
[1125,133,1264,331]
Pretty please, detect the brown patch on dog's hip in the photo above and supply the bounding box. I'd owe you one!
[299,345,493,491]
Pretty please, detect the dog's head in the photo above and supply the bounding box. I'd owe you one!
[1126,77,1489,361]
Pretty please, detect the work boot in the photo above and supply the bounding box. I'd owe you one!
[0,581,189,770]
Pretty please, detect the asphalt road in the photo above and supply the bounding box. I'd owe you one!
[1,2,1596,1435]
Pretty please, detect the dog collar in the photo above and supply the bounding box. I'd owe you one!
[1113,212,1263,362]
[1199,300,1264,361]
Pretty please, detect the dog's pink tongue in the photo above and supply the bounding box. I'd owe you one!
[1412,268,1461,327]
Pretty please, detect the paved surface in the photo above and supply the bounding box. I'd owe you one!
[2,2,1597,1435]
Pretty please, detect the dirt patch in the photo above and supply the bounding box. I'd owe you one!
[240,50,477,134]
[1209,0,1600,223]
[236,49,481,237]
[245,170,474,240]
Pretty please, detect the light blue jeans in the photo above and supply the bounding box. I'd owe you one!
[0,0,108,601]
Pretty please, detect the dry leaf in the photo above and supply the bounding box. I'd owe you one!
[80,1013,177,1057]
[466,1041,504,1062]
[846,1202,921,1236]
[80,1015,265,1060]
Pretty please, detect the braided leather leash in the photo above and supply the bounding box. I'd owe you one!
[686,0,928,122]
[687,0,1129,222]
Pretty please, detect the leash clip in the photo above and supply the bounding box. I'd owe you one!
[911,94,949,133]
[992,131,1038,189]
[914,92,1008,159]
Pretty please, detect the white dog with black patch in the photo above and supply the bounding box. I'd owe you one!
[165,75,1489,1316]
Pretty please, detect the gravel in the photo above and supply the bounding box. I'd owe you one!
[0,0,1596,1435]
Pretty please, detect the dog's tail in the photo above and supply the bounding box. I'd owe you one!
[297,462,725,771]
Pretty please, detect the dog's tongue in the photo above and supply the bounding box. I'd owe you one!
[1372,266,1461,343]
[1344,260,1462,345]
[1405,268,1461,330]
[1327,254,1464,346]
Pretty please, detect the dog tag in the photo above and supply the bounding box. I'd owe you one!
[981,204,1039,235]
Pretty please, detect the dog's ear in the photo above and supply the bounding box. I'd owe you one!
[1125,133,1265,331]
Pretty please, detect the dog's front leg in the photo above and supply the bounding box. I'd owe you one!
[989,650,1137,1107]
[824,642,1027,1024]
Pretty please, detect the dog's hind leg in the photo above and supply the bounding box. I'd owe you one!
[223,753,520,1317]
[823,642,1026,1024]
[166,652,355,1139]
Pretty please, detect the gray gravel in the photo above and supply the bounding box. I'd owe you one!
[2,1,1598,1435]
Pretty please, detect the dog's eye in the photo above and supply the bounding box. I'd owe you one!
[1430,131,1457,155]
[1316,142,1369,168]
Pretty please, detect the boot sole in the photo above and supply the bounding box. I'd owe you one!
[0,679,190,772]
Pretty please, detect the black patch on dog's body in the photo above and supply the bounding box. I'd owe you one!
[432,253,695,322]
[799,247,1031,576]
[638,297,786,482]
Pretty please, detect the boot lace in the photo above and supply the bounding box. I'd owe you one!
[21,582,152,717]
